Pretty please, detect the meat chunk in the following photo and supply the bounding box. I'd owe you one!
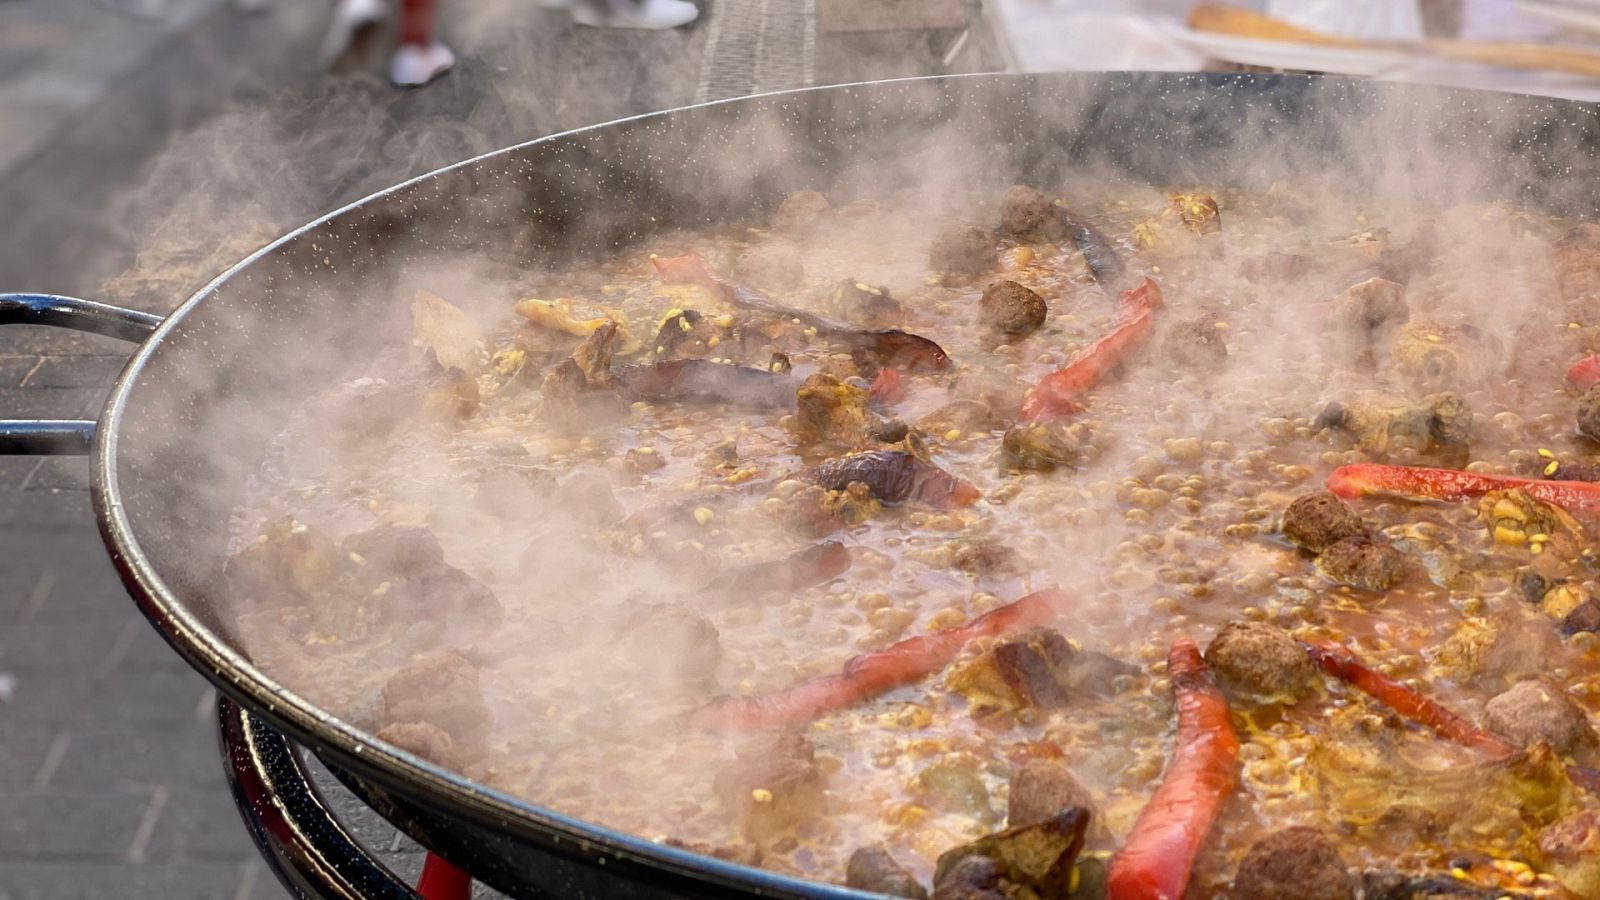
[1158,316,1228,368]
[1282,492,1367,553]
[1317,393,1473,456]
[1540,810,1600,900]
[1580,385,1600,442]
[979,280,1047,336]
[1001,421,1093,473]
[305,377,410,448]
[1317,535,1407,592]
[794,373,871,446]
[714,732,825,841]
[931,855,1007,900]
[1233,828,1355,900]
[622,604,722,689]
[374,721,461,769]
[1436,614,1546,683]
[1565,600,1600,636]
[772,190,831,233]
[846,846,928,899]
[1479,488,1585,552]
[933,807,1089,900]
[950,627,1077,712]
[830,280,901,328]
[1330,277,1407,335]
[929,228,998,276]
[1204,621,1318,700]
[1482,679,1599,758]
[1169,192,1222,235]
[999,185,1056,239]
[225,517,347,606]
[379,653,492,746]
[1007,759,1095,828]
[948,537,1021,578]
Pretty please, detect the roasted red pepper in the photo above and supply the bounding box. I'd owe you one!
[804,450,981,509]
[1107,638,1239,900]
[690,587,1065,731]
[1301,639,1514,756]
[651,253,951,372]
[613,359,795,409]
[1327,463,1600,519]
[868,367,905,406]
[1021,278,1162,423]
[703,541,850,598]
[1569,354,1600,393]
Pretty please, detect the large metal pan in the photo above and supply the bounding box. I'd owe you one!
[6,73,1600,899]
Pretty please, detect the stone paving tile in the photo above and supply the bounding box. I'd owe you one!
[24,355,128,389]
[0,862,253,900]
[144,785,259,861]
[0,356,41,388]
[0,488,93,528]
[0,613,133,674]
[0,726,61,788]
[0,327,130,358]
[0,457,42,490]
[0,787,155,857]
[2,664,215,725]
[24,456,92,492]
[0,387,99,420]
[49,722,227,790]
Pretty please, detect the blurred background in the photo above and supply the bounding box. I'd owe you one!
[2,0,1599,897]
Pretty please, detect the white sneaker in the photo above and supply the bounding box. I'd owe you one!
[572,0,699,29]
[321,0,388,66]
[390,41,456,87]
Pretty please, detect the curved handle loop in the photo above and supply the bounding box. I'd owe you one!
[0,294,164,455]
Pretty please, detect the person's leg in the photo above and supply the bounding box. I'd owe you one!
[571,0,699,29]
[390,0,455,86]
[321,0,389,66]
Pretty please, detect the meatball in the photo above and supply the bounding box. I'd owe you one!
[772,190,831,232]
[1565,599,1600,636]
[930,228,998,276]
[1282,492,1367,552]
[379,653,492,746]
[979,280,1047,336]
[1331,276,1407,334]
[1007,759,1094,828]
[846,846,928,899]
[1204,621,1318,700]
[1158,316,1229,368]
[1316,535,1407,592]
[999,185,1055,238]
[830,279,901,328]
[1233,828,1355,900]
[1426,391,1473,448]
[1001,421,1091,473]
[1482,679,1599,758]
[1580,384,1600,442]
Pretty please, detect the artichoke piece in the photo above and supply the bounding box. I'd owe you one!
[933,807,1090,899]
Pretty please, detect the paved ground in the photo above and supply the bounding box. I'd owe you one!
[0,1,997,896]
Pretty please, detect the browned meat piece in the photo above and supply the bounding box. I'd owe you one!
[1007,759,1095,828]
[1360,870,1511,900]
[846,846,928,898]
[794,373,871,446]
[929,228,998,276]
[1317,535,1407,592]
[1282,492,1367,552]
[933,807,1089,899]
[979,280,1047,336]
[949,537,1021,578]
[622,604,722,689]
[225,518,347,606]
[1233,828,1354,900]
[1001,421,1093,473]
[305,377,410,447]
[735,243,805,291]
[1479,489,1585,552]
[1204,621,1317,700]
[1170,192,1222,235]
[931,855,1007,900]
[830,280,901,328]
[375,721,461,769]
[916,762,996,821]
[651,308,719,359]
[379,653,492,746]
[420,369,481,421]
[773,483,881,537]
[1390,320,1493,394]
[1566,600,1600,636]
[772,190,831,233]
[801,450,979,508]
[570,319,620,386]
[554,470,625,527]
[998,185,1058,239]
[342,524,445,575]
[1482,679,1599,759]
[1158,315,1229,368]
[1437,614,1548,683]
[714,732,825,841]
[1540,810,1600,899]
[1427,392,1474,448]
[947,627,1077,716]
[1580,385,1600,442]
[1331,277,1407,335]
[1315,393,1473,456]
[341,524,501,628]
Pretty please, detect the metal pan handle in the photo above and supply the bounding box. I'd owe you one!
[0,294,164,454]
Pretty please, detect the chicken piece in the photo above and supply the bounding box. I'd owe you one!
[933,807,1090,900]
[304,377,411,448]
[1317,535,1407,592]
[948,627,1078,714]
[772,190,831,233]
[1390,319,1491,393]
[379,653,492,747]
[1483,679,1599,759]
[345,524,502,627]
[1007,759,1095,829]
[1314,393,1473,455]
[569,319,620,387]
[1330,277,1407,337]
[930,228,998,276]
[225,517,348,607]
[846,846,928,899]
[1232,828,1355,900]
[948,537,1021,578]
[651,308,720,359]
[1479,489,1585,553]
[419,369,480,421]
[1282,492,1367,552]
[931,856,1008,900]
[829,280,901,328]
[1436,614,1545,684]
[794,373,871,446]
[513,297,642,355]
[1580,385,1600,442]
[713,732,825,842]
[773,482,881,537]
[1566,600,1600,636]
[979,280,1047,336]
[1204,621,1318,701]
[375,721,461,770]
[1001,421,1093,473]
[1169,192,1221,235]
[998,185,1059,240]
[412,289,484,374]
[1540,810,1600,900]
[1157,315,1228,368]
[621,603,722,690]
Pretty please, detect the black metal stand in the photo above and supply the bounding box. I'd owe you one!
[218,696,422,900]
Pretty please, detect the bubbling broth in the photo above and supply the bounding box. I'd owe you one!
[226,181,1600,898]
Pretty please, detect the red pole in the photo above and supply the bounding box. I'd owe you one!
[398,0,436,46]
[416,852,472,900]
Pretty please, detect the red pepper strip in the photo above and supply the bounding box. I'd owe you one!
[1301,639,1515,756]
[869,367,905,406]
[1569,354,1600,393]
[690,587,1065,731]
[1327,463,1600,519]
[1021,278,1163,423]
[1107,638,1239,900]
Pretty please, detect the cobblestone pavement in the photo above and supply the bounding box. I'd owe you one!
[0,1,994,896]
